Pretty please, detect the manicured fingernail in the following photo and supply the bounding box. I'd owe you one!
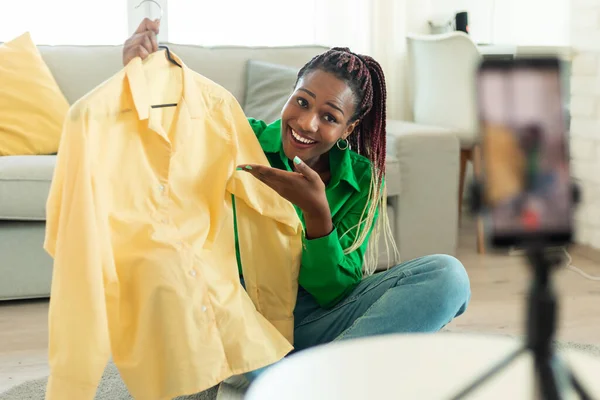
[245,165,253,170]
[293,156,302,165]
[236,167,243,170]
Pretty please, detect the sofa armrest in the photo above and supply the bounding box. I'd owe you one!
[385,120,460,262]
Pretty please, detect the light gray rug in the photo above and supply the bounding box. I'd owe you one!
[0,362,219,400]
[2,334,599,400]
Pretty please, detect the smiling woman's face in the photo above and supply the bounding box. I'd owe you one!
[280,69,359,169]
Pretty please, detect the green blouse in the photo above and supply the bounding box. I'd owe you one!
[233,119,380,308]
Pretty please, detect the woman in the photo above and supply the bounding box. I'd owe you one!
[123,18,471,389]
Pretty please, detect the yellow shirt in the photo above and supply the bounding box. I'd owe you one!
[43,50,303,400]
[482,123,526,204]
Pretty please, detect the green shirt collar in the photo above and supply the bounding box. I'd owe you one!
[258,120,361,192]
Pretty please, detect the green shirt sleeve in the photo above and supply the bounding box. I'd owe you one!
[299,181,381,308]
[247,118,268,139]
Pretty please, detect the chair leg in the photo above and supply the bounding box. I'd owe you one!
[472,144,485,254]
[458,149,471,224]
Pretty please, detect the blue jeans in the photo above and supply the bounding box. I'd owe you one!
[245,254,471,381]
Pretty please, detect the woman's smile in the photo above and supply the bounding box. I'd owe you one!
[288,126,318,148]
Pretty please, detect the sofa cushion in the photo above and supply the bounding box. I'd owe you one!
[0,153,399,222]
[243,60,299,123]
[37,44,328,106]
[384,155,402,198]
[385,120,459,199]
[386,120,456,137]
[37,44,124,106]
[0,32,70,156]
[0,155,55,220]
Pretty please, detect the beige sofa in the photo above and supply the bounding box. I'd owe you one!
[0,43,460,301]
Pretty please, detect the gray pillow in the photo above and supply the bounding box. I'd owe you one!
[243,60,299,124]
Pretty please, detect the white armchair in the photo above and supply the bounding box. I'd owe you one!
[406,32,485,253]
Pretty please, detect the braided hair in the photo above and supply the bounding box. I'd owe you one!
[296,47,400,274]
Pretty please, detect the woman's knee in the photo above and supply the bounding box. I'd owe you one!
[423,254,471,311]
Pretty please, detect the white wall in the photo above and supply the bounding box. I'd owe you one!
[427,0,570,46]
[570,0,600,249]
[0,0,128,44]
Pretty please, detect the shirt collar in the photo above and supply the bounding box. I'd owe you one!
[125,49,202,120]
[259,120,361,192]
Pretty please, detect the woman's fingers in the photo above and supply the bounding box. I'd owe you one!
[123,18,160,65]
[237,164,296,189]
[292,156,319,182]
[134,17,161,35]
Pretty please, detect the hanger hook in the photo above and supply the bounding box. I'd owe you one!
[135,0,163,20]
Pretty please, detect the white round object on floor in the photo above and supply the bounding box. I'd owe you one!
[245,333,600,400]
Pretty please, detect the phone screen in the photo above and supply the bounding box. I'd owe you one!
[477,58,572,246]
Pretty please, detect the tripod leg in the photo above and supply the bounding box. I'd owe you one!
[535,359,561,400]
[568,369,593,400]
[449,346,527,400]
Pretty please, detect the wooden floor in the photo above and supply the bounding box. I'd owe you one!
[1,217,600,393]
[450,218,600,344]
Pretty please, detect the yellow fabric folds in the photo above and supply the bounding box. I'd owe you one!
[44,50,302,400]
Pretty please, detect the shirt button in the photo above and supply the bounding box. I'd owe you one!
[158,184,165,192]
[190,269,197,277]
[202,305,207,312]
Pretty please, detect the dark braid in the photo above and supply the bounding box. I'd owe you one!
[295,47,388,184]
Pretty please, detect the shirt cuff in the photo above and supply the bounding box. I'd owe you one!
[302,227,345,270]
[46,374,98,400]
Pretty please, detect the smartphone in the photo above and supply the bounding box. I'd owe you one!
[476,57,573,248]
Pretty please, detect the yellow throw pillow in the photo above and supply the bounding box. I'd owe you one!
[0,32,69,156]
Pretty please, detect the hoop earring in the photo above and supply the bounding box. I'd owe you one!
[336,139,349,151]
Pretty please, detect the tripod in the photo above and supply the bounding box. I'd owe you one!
[449,245,593,400]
